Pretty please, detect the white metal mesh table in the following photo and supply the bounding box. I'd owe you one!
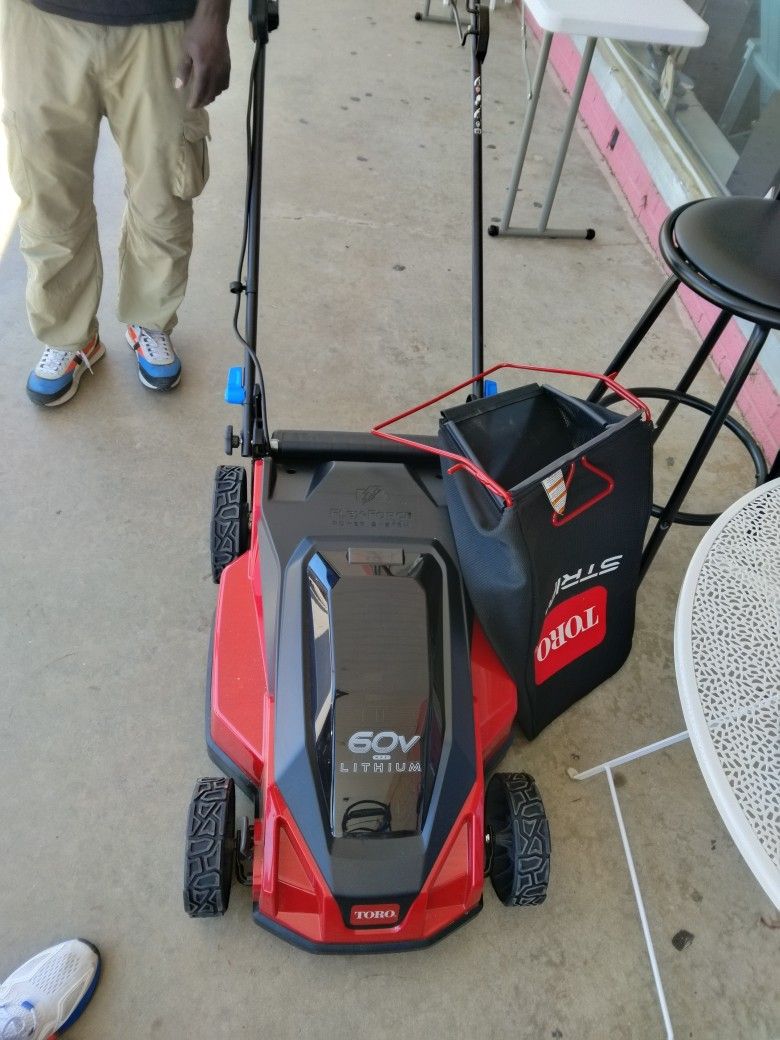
[674,477,780,909]
[569,478,780,1038]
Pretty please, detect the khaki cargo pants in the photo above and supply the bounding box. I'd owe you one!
[0,0,209,349]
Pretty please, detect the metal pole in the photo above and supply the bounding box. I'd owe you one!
[606,767,675,1040]
[471,5,484,392]
[495,31,552,233]
[242,43,266,457]
[653,309,732,438]
[588,277,679,403]
[537,36,596,232]
[568,731,689,782]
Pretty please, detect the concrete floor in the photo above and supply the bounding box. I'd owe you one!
[1,2,778,1038]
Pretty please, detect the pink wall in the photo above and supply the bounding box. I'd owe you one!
[519,11,779,459]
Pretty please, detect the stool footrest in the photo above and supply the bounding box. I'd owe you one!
[598,386,768,527]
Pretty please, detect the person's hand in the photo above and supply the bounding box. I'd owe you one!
[175,0,231,109]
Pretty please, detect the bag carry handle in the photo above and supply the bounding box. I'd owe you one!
[372,362,651,509]
[550,456,614,527]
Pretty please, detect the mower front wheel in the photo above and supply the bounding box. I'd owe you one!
[210,465,249,583]
[183,777,236,917]
[485,772,550,906]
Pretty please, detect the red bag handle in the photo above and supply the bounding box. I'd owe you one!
[371,363,651,509]
[549,456,614,527]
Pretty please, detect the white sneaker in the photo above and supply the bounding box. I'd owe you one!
[26,335,105,407]
[126,324,182,391]
[0,940,100,1040]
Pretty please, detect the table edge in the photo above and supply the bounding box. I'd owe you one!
[674,479,780,910]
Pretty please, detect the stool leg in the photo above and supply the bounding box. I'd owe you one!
[640,323,770,578]
[495,31,553,234]
[769,452,780,481]
[589,276,679,403]
[653,308,733,440]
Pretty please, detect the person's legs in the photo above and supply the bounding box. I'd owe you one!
[103,20,209,337]
[0,939,100,1040]
[0,0,104,351]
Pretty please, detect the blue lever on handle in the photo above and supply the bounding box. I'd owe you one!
[225,366,246,405]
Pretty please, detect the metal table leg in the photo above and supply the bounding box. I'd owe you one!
[414,0,454,23]
[569,732,689,1040]
[490,35,597,241]
[490,31,553,233]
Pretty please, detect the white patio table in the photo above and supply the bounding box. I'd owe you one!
[674,477,780,909]
[569,478,780,1038]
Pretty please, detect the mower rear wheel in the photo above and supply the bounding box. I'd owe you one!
[485,772,550,906]
[210,466,249,583]
[183,777,236,917]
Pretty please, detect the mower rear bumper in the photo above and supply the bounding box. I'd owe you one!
[252,900,483,954]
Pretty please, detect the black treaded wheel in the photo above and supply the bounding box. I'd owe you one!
[210,466,249,583]
[485,772,550,906]
[183,777,236,917]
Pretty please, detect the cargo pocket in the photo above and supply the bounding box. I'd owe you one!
[1,110,32,205]
[175,109,210,201]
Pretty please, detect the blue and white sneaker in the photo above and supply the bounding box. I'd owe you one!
[26,335,105,407]
[0,939,101,1040]
[126,324,182,391]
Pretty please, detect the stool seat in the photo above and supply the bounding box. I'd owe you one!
[674,198,780,314]
[590,192,773,577]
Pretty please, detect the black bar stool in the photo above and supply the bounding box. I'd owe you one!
[589,190,779,578]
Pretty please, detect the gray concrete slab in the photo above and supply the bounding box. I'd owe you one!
[0,2,777,1039]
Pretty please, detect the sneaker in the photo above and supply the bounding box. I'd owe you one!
[0,939,101,1040]
[126,324,182,391]
[26,335,105,407]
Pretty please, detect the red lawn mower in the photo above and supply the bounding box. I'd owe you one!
[183,0,551,952]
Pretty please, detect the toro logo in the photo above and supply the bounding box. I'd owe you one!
[348,730,421,756]
[350,904,400,927]
[534,586,607,684]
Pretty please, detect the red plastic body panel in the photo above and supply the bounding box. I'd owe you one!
[255,772,484,947]
[210,496,267,787]
[470,620,517,763]
[208,459,519,948]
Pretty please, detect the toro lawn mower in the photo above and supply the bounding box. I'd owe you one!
[183,0,551,952]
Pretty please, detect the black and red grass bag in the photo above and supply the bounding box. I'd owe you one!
[374,364,653,739]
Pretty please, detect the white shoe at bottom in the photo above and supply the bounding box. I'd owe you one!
[0,940,101,1040]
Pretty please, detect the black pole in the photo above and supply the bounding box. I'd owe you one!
[471,5,484,395]
[241,42,266,458]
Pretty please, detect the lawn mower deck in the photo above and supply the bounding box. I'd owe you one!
[199,435,530,950]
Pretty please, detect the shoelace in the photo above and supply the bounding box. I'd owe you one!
[138,328,174,364]
[0,1003,36,1040]
[37,347,72,375]
[78,349,95,374]
[38,345,95,376]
